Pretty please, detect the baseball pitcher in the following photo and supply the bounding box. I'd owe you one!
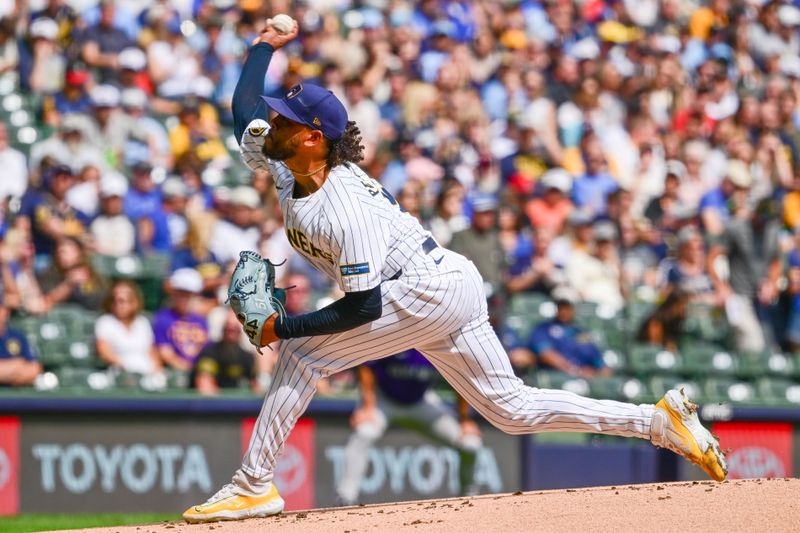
[183,18,727,523]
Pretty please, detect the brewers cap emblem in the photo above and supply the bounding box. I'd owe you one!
[286,84,303,99]
[312,117,321,126]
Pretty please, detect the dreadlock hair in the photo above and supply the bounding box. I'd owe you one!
[327,121,364,168]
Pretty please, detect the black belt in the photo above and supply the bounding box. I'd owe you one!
[388,237,438,281]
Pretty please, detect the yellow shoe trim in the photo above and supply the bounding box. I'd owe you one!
[183,484,281,519]
[655,396,703,461]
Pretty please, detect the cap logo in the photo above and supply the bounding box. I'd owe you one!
[286,84,303,99]
[312,117,321,126]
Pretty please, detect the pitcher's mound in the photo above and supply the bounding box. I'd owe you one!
[65,478,799,533]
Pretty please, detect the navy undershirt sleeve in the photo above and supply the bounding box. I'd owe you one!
[232,42,275,141]
[274,285,383,339]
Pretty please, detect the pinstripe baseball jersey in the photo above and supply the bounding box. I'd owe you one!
[240,118,430,293]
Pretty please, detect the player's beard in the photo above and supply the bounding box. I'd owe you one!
[263,133,298,161]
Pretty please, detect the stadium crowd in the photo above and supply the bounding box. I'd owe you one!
[0,0,800,394]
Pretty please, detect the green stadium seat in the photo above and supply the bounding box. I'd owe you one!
[683,303,731,345]
[533,370,590,396]
[625,301,656,330]
[601,349,626,372]
[628,344,683,375]
[738,351,795,379]
[55,367,116,391]
[65,339,96,367]
[505,314,538,341]
[648,374,702,402]
[508,293,556,322]
[681,344,736,377]
[702,377,757,404]
[36,339,70,368]
[166,369,191,390]
[755,377,800,406]
[587,375,625,400]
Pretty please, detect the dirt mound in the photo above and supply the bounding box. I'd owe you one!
[60,478,798,533]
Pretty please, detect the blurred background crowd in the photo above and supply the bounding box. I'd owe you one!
[0,0,799,402]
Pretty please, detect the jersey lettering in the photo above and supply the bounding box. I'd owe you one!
[286,228,335,265]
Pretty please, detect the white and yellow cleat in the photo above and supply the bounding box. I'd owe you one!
[651,388,728,481]
[183,482,285,523]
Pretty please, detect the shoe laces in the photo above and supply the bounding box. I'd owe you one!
[204,482,238,505]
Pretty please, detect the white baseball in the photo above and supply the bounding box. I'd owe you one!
[269,14,294,34]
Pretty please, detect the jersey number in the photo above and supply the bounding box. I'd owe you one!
[360,179,401,209]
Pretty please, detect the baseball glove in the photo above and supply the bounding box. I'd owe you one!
[227,251,286,352]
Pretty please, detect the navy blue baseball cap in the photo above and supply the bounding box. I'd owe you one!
[262,83,348,141]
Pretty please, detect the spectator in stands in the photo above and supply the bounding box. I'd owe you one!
[158,177,190,251]
[549,208,594,268]
[572,134,618,216]
[783,173,800,231]
[0,229,20,310]
[168,97,227,163]
[117,47,150,93]
[636,289,691,353]
[785,227,800,351]
[192,310,258,396]
[153,268,209,371]
[145,5,202,99]
[449,195,505,299]
[89,174,135,257]
[29,113,105,172]
[209,186,261,265]
[644,166,688,233]
[95,279,161,375]
[525,167,573,233]
[708,198,782,352]
[498,203,534,280]
[41,69,93,123]
[344,77,380,165]
[30,0,78,47]
[617,217,661,293]
[700,160,754,236]
[677,140,714,212]
[0,18,19,86]
[507,225,564,295]
[84,84,131,162]
[2,231,46,315]
[39,236,106,312]
[283,272,313,317]
[428,180,468,247]
[658,226,715,302]
[25,17,65,94]
[119,88,171,169]
[566,221,625,312]
[18,164,89,265]
[0,121,28,203]
[171,213,225,298]
[79,0,132,83]
[513,286,610,377]
[0,303,41,387]
[65,163,102,218]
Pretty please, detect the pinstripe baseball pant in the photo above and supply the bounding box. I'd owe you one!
[241,248,655,480]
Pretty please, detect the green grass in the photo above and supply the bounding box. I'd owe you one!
[0,513,179,533]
